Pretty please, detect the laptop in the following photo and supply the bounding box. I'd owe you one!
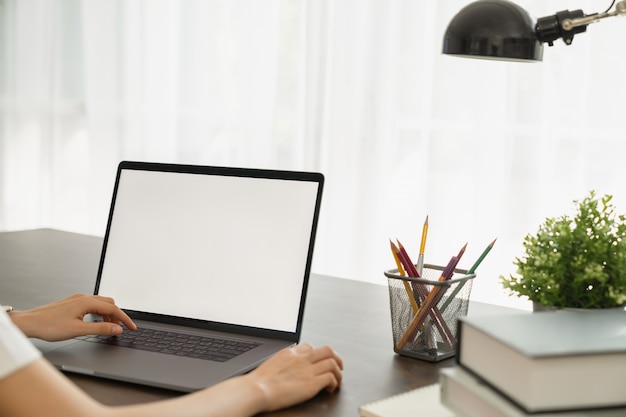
[35,161,324,392]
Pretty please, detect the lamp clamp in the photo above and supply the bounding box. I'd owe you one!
[536,10,586,46]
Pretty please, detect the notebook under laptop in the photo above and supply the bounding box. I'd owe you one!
[35,161,324,392]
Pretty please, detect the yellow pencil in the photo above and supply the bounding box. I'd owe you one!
[416,215,428,276]
[390,240,419,314]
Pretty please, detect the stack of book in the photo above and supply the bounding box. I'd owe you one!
[441,309,626,417]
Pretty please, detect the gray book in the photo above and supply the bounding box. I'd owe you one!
[441,366,626,417]
[457,309,626,413]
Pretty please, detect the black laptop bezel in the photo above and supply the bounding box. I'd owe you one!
[94,160,324,342]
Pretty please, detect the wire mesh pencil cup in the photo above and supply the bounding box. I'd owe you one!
[384,264,475,362]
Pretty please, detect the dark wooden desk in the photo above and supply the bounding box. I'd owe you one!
[0,229,512,416]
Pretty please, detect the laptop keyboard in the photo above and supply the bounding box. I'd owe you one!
[78,327,261,362]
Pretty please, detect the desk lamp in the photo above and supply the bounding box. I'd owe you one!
[442,0,626,61]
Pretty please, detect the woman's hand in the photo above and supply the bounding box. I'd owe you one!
[10,294,137,341]
[244,343,343,412]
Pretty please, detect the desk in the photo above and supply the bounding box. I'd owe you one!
[0,229,512,416]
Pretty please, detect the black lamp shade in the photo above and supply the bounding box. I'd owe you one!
[442,0,543,61]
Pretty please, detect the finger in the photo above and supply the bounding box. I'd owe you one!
[307,346,343,370]
[83,300,137,330]
[293,343,313,353]
[67,293,87,300]
[100,314,122,325]
[92,297,137,330]
[76,321,125,336]
[91,295,117,305]
[308,352,343,394]
[320,372,341,393]
[325,367,343,392]
[312,356,343,378]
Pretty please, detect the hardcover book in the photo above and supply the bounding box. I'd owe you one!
[457,309,626,413]
[440,366,626,417]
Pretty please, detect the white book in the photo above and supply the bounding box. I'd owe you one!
[359,383,455,417]
[457,309,626,413]
[440,366,626,417]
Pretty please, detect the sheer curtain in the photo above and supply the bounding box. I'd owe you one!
[2,0,626,309]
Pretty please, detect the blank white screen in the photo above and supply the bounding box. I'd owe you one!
[97,168,320,333]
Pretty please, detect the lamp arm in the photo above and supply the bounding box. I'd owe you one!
[562,0,626,31]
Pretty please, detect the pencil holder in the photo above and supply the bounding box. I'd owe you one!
[384,264,475,362]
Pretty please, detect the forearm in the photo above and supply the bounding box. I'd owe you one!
[0,358,268,417]
[114,374,267,417]
[0,343,341,417]
[0,358,109,417]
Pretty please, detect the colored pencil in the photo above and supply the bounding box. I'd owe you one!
[393,240,455,347]
[389,240,419,313]
[467,238,497,274]
[396,243,467,350]
[440,238,497,313]
[396,240,420,278]
[416,215,428,276]
[450,242,467,276]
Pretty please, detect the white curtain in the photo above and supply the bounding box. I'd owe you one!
[2,0,626,309]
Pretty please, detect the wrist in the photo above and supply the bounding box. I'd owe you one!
[7,309,36,337]
[236,374,271,413]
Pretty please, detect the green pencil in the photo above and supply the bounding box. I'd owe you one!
[467,238,497,274]
[440,238,497,313]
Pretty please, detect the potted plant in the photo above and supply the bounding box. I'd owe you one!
[500,190,626,309]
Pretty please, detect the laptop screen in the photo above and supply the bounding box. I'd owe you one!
[95,162,323,334]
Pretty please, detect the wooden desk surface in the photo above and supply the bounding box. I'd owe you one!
[0,229,512,416]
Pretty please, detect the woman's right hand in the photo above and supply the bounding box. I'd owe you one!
[244,343,343,412]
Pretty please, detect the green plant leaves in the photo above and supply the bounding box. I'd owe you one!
[500,190,626,308]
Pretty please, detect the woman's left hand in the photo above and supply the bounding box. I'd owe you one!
[10,294,137,341]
